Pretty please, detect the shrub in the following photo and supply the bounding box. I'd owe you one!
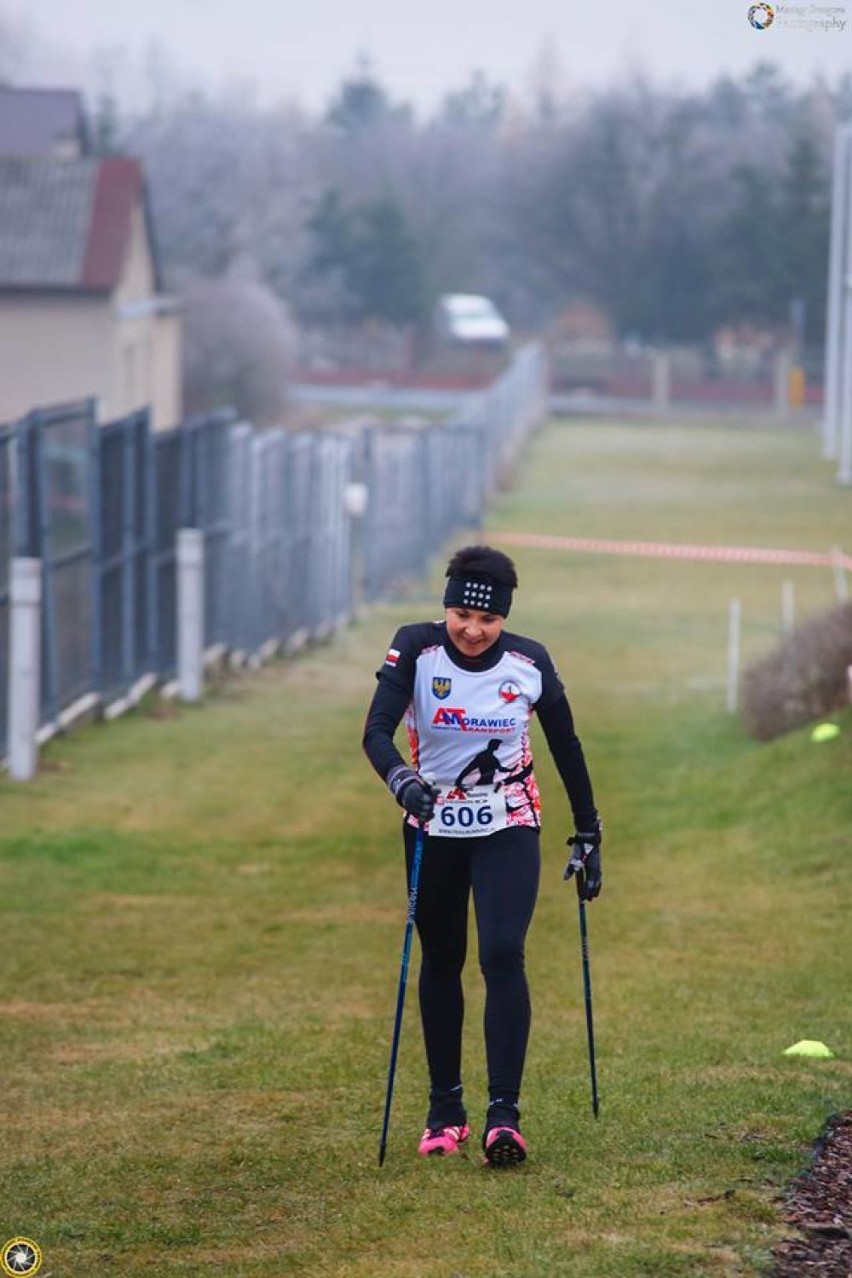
[741,601,852,741]
[181,276,298,425]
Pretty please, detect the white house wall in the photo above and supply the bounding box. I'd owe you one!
[0,198,182,430]
[113,198,182,431]
[0,292,116,423]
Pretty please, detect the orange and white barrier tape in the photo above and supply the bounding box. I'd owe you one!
[493,531,852,572]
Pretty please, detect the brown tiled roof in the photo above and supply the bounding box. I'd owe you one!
[0,155,151,292]
[0,87,90,157]
[83,157,144,289]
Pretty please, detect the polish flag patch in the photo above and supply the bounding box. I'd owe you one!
[385,647,401,667]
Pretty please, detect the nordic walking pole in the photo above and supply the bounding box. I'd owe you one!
[575,869,600,1119]
[378,817,427,1166]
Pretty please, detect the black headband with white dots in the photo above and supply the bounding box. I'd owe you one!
[443,575,513,617]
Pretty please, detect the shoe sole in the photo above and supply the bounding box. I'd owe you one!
[483,1130,527,1168]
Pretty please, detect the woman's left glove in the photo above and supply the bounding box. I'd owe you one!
[564,819,603,901]
[386,765,439,822]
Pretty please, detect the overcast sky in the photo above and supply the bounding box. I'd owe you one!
[6,0,852,114]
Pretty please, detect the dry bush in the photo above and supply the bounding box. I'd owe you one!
[181,276,299,425]
[741,601,852,741]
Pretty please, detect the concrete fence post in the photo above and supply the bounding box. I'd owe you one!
[344,481,369,614]
[832,545,849,601]
[8,558,42,781]
[177,528,204,703]
[652,351,671,412]
[774,350,792,417]
[823,128,852,460]
[726,598,741,714]
[781,579,795,636]
[839,264,852,485]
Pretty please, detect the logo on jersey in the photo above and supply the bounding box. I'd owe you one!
[499,679,521,703]
[431,677,452,699]
[432,706,516,733]
[384,647,400,668]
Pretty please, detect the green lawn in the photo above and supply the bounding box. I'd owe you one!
[1,418,849,1276]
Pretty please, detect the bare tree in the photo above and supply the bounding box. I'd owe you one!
[118,58,849,352]
[125,93,316,296]
[0,12,32,84]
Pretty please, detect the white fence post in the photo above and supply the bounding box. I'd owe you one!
[774,350,792,417]
[8,558,42,781]
[726,598,741,714]
[177,529,204,703]
[781,579,795,636]
[839,179,852,482]
[823,123,852,482]
[345,481,369,615]
[832,546,849,601]
[823,127,852,461]
[652,351,671,412]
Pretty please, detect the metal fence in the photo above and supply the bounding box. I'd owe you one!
[98,407,151,704]
[0,342,547,762]
[19,401,98,727]
[361,343,547,598]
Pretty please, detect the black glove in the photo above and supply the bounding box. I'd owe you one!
[387,765,439,823]
[564,819,603,901]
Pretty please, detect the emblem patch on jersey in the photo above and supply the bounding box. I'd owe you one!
[432,677,452,699]
[384,647,401,668]
[499,679,521,703]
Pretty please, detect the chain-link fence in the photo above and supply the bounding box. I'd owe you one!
[361,343,547,597]
[22,401,98,725]
[0,343,547,759]
[98,407,151,704]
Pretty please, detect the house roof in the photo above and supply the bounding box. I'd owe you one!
[0,87,90,158]
[0,155,161,293]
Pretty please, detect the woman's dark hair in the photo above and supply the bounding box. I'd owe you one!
[445,545,518,589]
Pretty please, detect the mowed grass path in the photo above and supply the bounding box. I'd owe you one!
[1,419,850,1277]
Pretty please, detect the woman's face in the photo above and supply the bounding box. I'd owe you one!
[445,607,505,658]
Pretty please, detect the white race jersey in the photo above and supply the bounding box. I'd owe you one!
[378,622,567,834]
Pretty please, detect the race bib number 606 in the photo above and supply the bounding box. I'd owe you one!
[433,787,508,838]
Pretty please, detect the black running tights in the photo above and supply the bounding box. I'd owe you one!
[403,822,540,1107]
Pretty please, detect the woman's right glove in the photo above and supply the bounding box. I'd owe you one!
[386,765,439,822]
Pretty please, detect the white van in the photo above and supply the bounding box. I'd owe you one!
[434,294,510,348]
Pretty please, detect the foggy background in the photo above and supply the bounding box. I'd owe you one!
[4,0,852,114]
[2,0,850,420]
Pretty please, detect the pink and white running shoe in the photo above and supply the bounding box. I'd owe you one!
[483,1124,527,1168]
[417,1123,471,1157]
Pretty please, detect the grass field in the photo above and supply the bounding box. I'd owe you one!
[1,418,850,1277]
